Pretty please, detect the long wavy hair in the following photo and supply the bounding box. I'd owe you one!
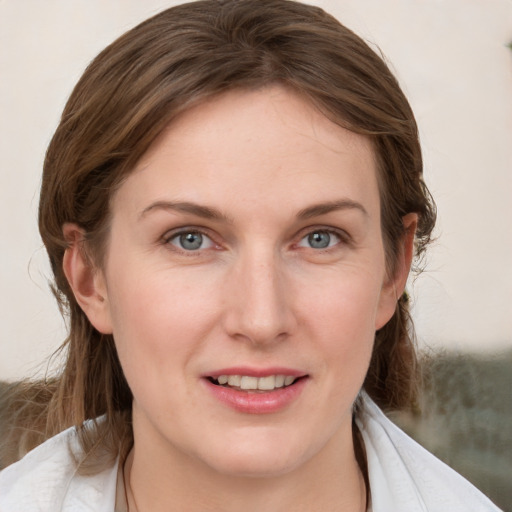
[1,0,435,472]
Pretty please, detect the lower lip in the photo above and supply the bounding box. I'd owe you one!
[203,377,308,414]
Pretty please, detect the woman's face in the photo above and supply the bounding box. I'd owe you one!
[89,86,403,478]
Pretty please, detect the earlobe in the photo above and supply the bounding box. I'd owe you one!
[62,223,113,334]
[375,213,418,330]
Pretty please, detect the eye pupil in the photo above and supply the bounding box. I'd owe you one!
[308,231,330,249]
[180,232,203,250]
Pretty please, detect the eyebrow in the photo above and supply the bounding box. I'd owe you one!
[296,199,368,220]
[139,201,233,223]
[139,198,368,222]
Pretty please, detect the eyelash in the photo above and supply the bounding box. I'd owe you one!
[161,226,351,254]
[297,226,354,255]
[296,228,347,251]
[162,228,219,254]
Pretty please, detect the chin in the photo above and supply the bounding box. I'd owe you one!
[198,431,315,479]
[210,453,303,479]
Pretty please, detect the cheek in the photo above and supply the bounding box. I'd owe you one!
[300,266,383,337]
[288,273,379,445]
[104,262,221,386]
[298,268,382,381]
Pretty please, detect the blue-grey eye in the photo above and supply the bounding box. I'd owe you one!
[298,230,340,249]
[180,232,203,250]
[169,231,214,251]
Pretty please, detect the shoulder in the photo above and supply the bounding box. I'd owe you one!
[357,394,503,512]
[0,423,118,512]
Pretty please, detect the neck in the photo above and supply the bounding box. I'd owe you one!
[124,421,367,512]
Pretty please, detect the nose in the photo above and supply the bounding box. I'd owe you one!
[223,247,296,346]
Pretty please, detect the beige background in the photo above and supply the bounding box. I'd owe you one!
[1,0,511,381]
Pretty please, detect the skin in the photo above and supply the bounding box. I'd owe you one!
[64,86,416,511]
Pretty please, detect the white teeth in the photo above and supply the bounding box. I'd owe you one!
[217,375,228,385]
[227,375,241,387]
[240,376,258,390]
[257,375,276,390]
[284,376,295,386]
[275,375,285,388]
[214,374,298,390]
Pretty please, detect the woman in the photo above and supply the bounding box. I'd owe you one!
[0,1,502,510]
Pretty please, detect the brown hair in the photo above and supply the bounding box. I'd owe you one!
[2,0,435,471]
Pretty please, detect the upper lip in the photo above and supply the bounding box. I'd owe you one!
[203,367,307,378]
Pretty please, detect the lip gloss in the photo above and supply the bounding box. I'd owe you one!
[202,376,307,414]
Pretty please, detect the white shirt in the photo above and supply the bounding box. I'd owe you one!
[0,395,503,511]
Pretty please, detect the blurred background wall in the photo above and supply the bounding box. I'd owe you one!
[1,0,510,380]
[1,0,511,509]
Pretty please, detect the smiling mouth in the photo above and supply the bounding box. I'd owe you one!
[208,374,304,392]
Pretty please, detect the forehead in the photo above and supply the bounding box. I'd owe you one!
[145,86,373,166]
[113,85,379,220]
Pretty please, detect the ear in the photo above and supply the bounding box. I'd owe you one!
[375,213,418,330]
[62,223,113,334]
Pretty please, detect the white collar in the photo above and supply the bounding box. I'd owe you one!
[0,395,501,511]
[357,394,501,511]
